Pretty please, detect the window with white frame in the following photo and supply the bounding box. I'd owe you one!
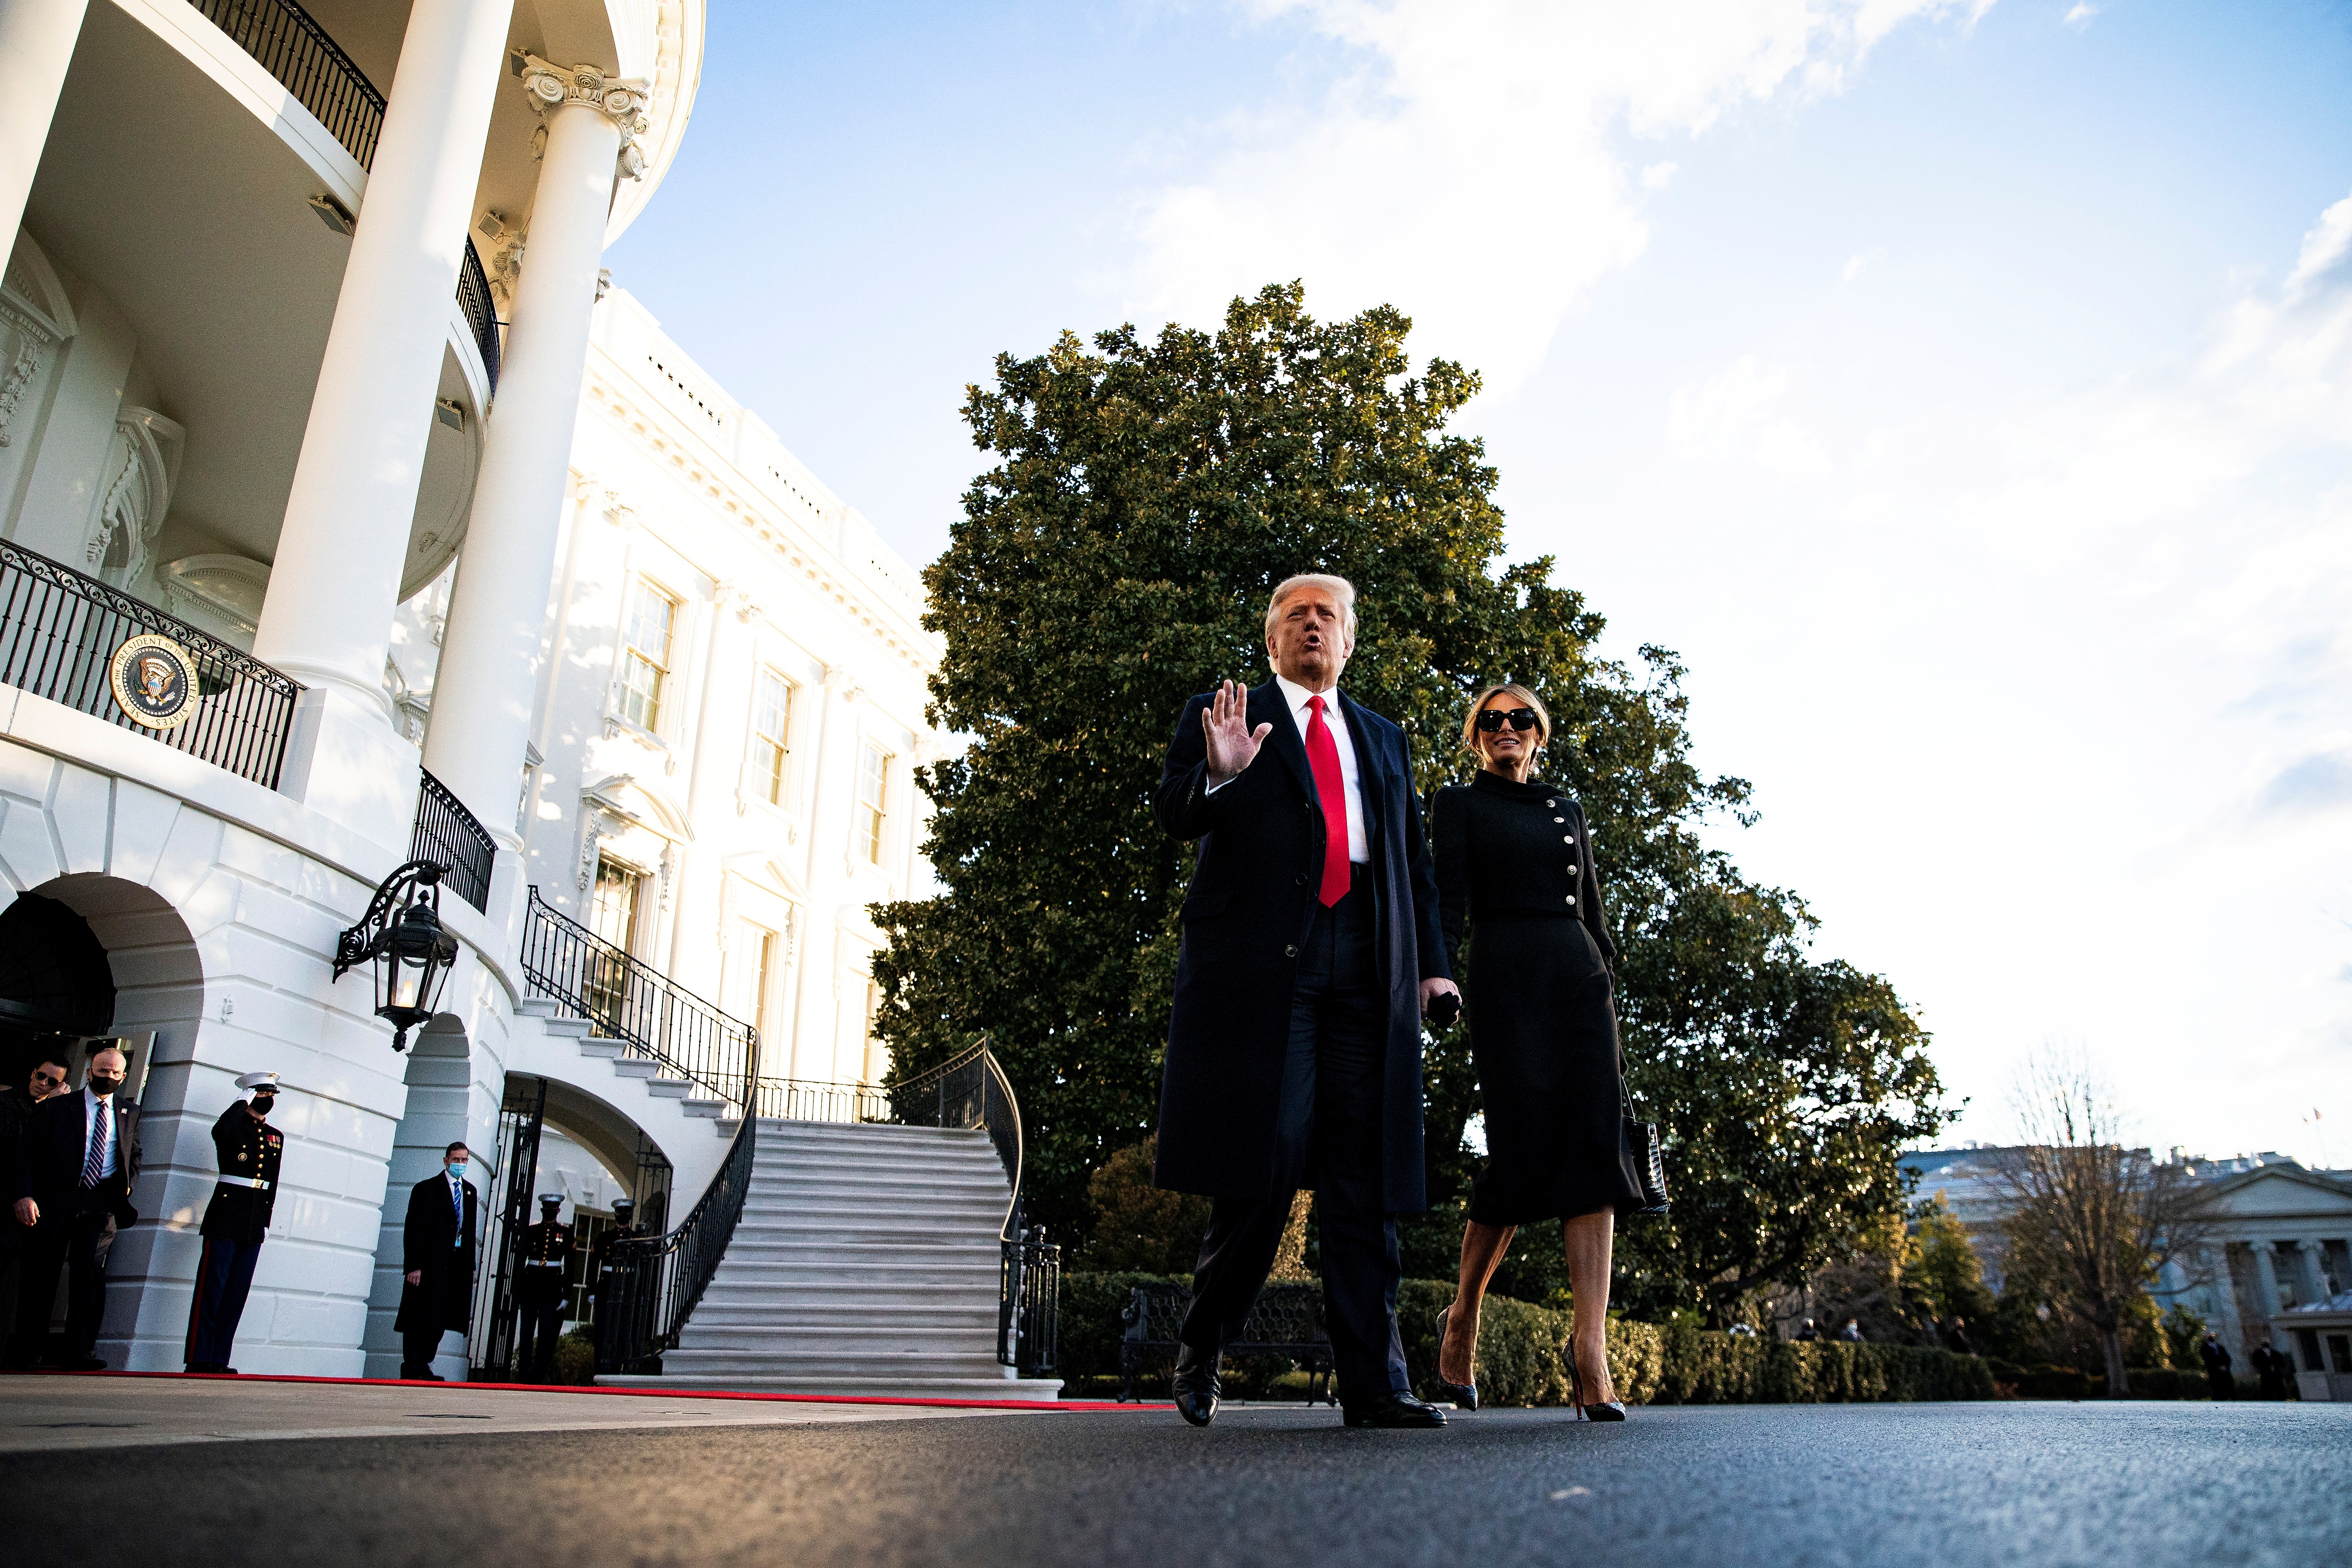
[749,669,792,806]
[854,742,890,864]
[617,579,677,732]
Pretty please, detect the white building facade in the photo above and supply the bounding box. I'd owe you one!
[0,0,944,1379]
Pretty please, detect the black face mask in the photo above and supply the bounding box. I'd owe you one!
[86,1075,123,1096]
[249,1096,275,1116]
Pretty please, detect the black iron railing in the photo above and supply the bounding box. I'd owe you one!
[411,769,493,913]
[456,240,502,392]
[0,541,301,789]
[746,1075,890,1123]
[593,1111,757,1374]
[886,1040,1059,1374]
[520,886,757,1113]
[188,0,384,167]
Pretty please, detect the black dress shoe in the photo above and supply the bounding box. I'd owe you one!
[61,1356,107,1372]
[1173,1343,1221,1428]
[1343,1390,1447,1429]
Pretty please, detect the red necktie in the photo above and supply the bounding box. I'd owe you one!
[1305,695,1350,907]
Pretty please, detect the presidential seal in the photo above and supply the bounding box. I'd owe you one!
[109,633,198,730]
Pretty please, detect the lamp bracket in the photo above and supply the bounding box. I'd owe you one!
[333,860,449,978]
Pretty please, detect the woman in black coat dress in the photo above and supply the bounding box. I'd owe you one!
[1430,682,1643,1417]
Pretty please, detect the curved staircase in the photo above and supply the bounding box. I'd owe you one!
[607,1118,1063,1399]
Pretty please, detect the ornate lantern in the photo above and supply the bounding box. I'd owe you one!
[333,860,461,1051]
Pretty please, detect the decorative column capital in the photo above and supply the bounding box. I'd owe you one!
[516,53,652,179]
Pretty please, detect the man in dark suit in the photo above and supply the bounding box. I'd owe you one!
[396,1141,480,1380]
[10,1044,140,1369]
[0,1051,70,1363]
[1153,573,1458,1429]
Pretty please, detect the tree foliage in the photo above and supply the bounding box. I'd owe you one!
[871,283,1948,1316]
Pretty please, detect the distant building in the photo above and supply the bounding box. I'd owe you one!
[1901,1146,2352,1361]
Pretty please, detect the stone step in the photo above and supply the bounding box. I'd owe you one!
[682,1098,725,1118]
[604,1372,1064,1402]
[735,1196,1005,1222]
[748,1171,1008,1196]
[664,1342,1007,1370]
[702,1256,1000,1282]
[677,1297,997,1326]
[612,1059,660,1080]
[699,1278,997,1305]
[581,1039,623,1060]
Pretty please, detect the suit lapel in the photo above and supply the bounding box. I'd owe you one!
[1252,681,1316,802]
[1338,693,1388,848]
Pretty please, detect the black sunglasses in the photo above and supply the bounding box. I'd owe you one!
[1474,707,1541,734]
[31,1070,65,1087]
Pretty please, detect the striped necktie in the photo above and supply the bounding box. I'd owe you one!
[81,1100,109,1188]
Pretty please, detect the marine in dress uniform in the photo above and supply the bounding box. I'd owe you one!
[184,1071,284,1373]
[514,1193,573,1382]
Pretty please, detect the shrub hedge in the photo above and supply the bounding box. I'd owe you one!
[1057,1274,1992,1405]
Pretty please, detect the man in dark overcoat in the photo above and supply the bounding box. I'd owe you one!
[1152,572,1457,1428]
[10,1044,140,1369]
[0,1050,70,1364]
[396,1141,480,1380]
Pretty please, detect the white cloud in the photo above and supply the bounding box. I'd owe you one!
[1841,246,1885,282]
[1126,0,1997,396]
[2062,2,2099,29]
[1669,354,1833,477]
[1641,160,1680,190]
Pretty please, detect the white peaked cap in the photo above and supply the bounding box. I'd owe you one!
[235,1071,280,1092]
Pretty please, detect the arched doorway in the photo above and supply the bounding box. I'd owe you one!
[10,874,203,1370]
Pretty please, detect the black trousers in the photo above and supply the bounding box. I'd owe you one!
[184,1235,263,1368]
[14,1194,114,1364]
[1180,873,1408,1401]
[516,1288,566,1382]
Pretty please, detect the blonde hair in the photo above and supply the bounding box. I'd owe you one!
[1461,682,1551,753]
[1264,574,1358,647]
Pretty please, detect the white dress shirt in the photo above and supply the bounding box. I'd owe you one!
[1207,676,1369,863]
[82,1087,119,1179]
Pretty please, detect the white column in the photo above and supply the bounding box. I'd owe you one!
[2294,1240,2329,1304]
[2251,1241,2284,1320]
[252,0,513,839]
[0,0,89,247]
[423,58,649,838]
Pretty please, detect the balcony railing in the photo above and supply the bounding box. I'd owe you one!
[519,887,758,1114]
[188,0,383,167]
[456,241,502,392]
[189,0,503,392]
[411,768,494,913]
[0,541,300,789]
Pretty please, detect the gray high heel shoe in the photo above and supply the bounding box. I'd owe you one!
[1434,1305,1479,1410]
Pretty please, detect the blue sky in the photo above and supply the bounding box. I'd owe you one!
[609,0,2352,1165]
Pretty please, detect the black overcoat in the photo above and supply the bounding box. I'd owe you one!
[1151,680,1449,1210]
[394,1171,479,1336]
[199,1101,284,1244]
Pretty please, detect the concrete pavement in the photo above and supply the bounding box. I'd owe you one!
[1,1383,2343,1566]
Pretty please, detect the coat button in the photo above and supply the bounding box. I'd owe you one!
[1568,863,1579,876]
[1547,799,1558,808]
[1563,835,1574,843]
[1285,944,1298,958]
[1295,874,1307,886]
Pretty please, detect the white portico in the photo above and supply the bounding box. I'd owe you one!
[0,0,718,1377]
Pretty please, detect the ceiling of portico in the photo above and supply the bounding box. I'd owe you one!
[299,0,693,249]
[29,4,488,593]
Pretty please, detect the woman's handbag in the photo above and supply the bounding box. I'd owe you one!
[1621,1075,1671,1216]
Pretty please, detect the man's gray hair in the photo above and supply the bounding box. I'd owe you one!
[1263,573,1358,646]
